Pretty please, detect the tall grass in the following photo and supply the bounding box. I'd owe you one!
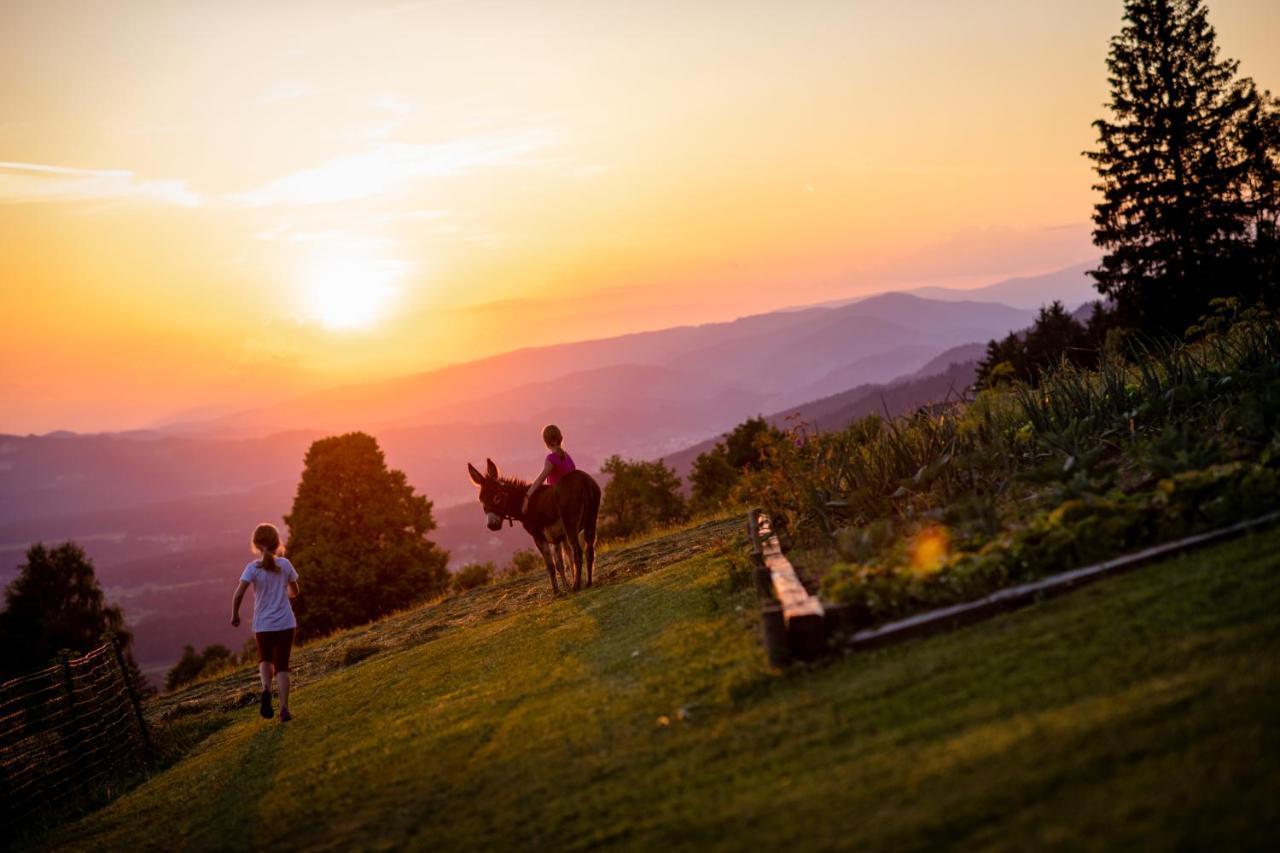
[739,305,1280,546]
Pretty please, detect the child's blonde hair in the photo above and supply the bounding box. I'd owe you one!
[542,424,563,447]
[252,523,284,573]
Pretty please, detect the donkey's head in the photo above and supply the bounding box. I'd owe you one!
[467,458,511,531]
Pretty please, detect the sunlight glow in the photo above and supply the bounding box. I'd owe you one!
[910,526,951,575]
[303,242,405,330]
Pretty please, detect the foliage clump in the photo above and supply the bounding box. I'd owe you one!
[166,643,237,691]
[689,417,784,511]
[500,549,544,578]
[599,455,688,539]
[451,562,495,593]
[286,432,449,639]
[0,542,143,682]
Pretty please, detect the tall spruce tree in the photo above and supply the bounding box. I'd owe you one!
[1087,0,1255,332]
[1235,86,1280,293]
[284,432,449,638]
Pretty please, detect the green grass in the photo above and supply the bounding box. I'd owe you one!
[39,525,1280,851]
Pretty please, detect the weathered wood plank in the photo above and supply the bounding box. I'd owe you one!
[748,508,826,658]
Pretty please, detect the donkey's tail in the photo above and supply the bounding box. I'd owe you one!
[582,474,602,544]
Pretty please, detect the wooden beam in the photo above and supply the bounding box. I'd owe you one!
[845,510,1280,652]
[748,509,826,658]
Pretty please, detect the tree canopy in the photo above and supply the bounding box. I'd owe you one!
[165,643,235,691]
[600,456,688,539]
[285,432,449,638]
[0,542,135,679]
[1087,0,1278,332]
[690,417,784,510]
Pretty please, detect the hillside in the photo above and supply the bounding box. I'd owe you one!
[0,288,1033,678]
[37,520,1280,850]
[662,358,979,478]
[910,260,1099,309]
[157,292,1030,440]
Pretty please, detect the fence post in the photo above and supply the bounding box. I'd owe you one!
[103,632,153,764]
[57,649,94,801]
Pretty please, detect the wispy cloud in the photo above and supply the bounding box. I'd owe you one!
[232,130,557,206]
[0,161,202,206]
[366,94,415,140]
[259,80,313,103]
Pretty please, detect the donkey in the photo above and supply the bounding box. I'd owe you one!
[467,458,601,594]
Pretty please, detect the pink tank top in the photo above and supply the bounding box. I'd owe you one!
[545,451,576,486]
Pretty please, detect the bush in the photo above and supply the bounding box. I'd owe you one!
[600,456,688,539]
[690,417,784,511]
[501,549,543,578]
[452,562,495,593]
[165,643,236,691]
[822,460,1280,630]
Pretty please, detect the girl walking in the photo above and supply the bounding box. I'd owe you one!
[231,523,300,722]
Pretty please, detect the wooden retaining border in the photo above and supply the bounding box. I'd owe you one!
[747,508,827,663]
[747,507,1280,665]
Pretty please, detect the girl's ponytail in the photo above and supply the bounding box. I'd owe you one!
[252,523,283,573]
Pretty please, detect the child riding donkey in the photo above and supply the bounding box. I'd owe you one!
[467,424,601,594]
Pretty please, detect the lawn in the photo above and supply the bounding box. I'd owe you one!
[39,525,1280,851]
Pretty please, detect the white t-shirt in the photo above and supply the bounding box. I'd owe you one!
[239,557,299,633]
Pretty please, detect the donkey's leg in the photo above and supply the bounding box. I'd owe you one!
[535,538,559,594]
[583,524,597,588]
[550,538,571,590]
[563,517,585,592]
[583,487,600,587]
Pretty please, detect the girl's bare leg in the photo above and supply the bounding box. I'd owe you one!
[277,671,290,713]
[259,661,273,691]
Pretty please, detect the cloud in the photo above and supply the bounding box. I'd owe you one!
[366,94,415,140]
[260,80,313,102]
[0,161,203,206]
[232,130,557,206]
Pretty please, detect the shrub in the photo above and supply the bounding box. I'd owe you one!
[165,643,236,691]
[821,460,1279,630]
[600,456,688,539]
[690,417,784,511]
[502,549,544,578]
[452,562,495,593]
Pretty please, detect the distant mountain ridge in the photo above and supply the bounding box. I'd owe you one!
[162,291,1032,441]
[909,260,1099,310]
[4,282,1048,679]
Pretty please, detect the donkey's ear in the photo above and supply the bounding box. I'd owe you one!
[485,458,499,479]
[467,463,485,486]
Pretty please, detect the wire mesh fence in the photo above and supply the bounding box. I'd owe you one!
[0,633,152,833]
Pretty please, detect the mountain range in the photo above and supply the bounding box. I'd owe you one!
[0,262,1096,680]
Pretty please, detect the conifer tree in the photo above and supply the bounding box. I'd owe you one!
[1087,0,1255,332]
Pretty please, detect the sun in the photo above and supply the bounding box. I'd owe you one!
[303,242,404,330]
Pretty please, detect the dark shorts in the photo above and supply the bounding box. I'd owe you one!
[254,628,295,672]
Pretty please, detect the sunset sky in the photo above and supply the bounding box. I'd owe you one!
[3,0,1279,433]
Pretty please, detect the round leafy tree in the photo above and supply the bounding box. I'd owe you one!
[600,455,688,539]
[285,432,449,638]
[0,542,136,678]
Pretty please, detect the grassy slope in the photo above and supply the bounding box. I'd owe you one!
[43,525,1280,851]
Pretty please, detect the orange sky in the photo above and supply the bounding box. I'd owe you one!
[2,0,1279,433]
